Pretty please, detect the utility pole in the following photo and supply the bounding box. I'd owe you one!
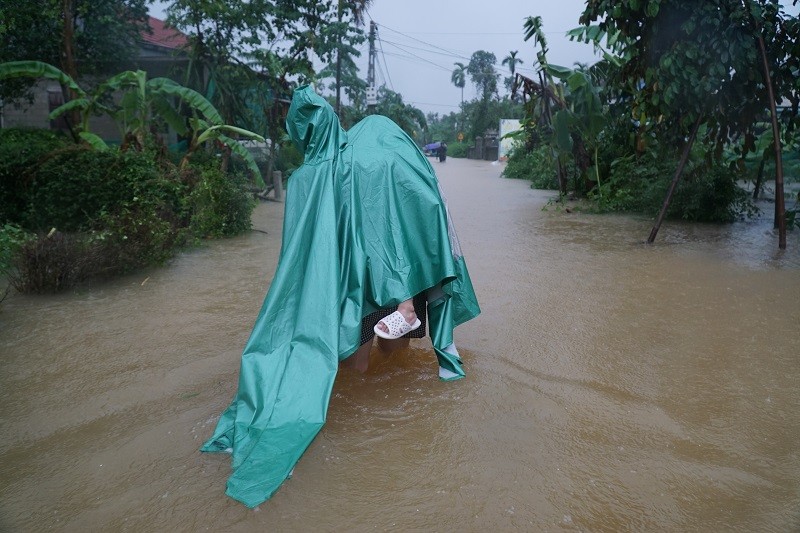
[335,0,343,116]
[366,20,377,112]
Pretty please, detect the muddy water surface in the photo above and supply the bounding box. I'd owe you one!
[1,158,798,532]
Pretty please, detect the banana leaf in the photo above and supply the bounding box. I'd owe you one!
[150,77,223,125]
[0,60,85,96]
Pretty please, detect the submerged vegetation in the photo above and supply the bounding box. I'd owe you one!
[0,127,258,294]
[503,2,799,238]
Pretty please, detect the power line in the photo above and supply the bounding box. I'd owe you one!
[366,19,540,78]
[376,23,469,63]
[380,43,453,73]
[405,101,460,109]
[375,31,394,91]
[380,38,467,61]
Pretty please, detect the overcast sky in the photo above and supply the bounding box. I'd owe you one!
[358,1,600,115]
[148,1,800,117]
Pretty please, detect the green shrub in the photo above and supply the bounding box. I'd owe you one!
[0,223,35,274]
[6,146,191,290]
[24,147,183,231]
[275,142,303,178]
[0,128,70,223]
[446,142,469,159]
[6,230,102,294]
[0,127,262,293]
[503,144,560,189]
[187,163,255,238]
[596,150,756,222]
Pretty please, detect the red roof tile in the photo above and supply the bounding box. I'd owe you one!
[143,16,188,50]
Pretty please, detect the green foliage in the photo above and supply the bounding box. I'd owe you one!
[578,0,799,157]
[366,87,427,139]
[0,0,149,103]
[23,148,181,231]
[187,164,255,238]
[274,142,304,177]
[467,50,499,103]
[0,223,34,274]
[0,128,70,222]
[0,126,261,293]
[595,149,757,223]
[1,144,195,291]
[503,145,560,190]
[446,142,469,159]
[459,96,524,141]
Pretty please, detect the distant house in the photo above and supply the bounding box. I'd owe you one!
[0,16,191,145]
[137,16,191,79]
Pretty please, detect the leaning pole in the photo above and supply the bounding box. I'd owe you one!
[647,116,702,244]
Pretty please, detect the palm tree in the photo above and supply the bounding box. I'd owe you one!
[451,62,466,104]
[502,50,524,77]
[502,50,524,96]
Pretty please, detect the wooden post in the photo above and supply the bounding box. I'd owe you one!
[756,34,786,249]
[647,116,702,244]
[272,171,283,201]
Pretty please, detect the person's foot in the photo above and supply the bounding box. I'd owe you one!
[376,299,416,335]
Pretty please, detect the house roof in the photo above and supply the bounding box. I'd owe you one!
[142,16,188,50]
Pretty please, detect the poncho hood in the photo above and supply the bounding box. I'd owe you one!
[285,85,347,163]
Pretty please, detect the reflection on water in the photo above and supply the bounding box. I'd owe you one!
[1,159,798,532]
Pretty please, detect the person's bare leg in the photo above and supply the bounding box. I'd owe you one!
[340,339,372,373]
[376,335,410,353]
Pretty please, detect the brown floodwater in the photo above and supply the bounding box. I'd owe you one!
[1,158,798,532]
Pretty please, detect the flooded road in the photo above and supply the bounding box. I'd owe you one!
[1,158,798,532]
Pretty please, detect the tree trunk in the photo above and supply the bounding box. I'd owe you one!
[647,116,702,244]
[753,157,765,200]
[60,0,80,138]
[756,34,786,249]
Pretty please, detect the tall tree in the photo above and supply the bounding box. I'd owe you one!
[502,50,524,93]
[579,0,798,248]
[451,61,466,104]
[467,50,499,102]
[0,0,149,104]
[373,86,426,138]
[502,50,523,77]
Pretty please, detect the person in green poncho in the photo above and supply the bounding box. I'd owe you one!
[200,85,480,508]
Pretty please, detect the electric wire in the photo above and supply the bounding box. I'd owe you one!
[375,28,395,91]
[363,9,552,110]
[380,44,453,73]
[377,23,472,63]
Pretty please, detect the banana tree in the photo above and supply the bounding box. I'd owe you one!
[546,64,606,197]
[0,61,265,185]
[181,118,266,187]
[0,60,87,140]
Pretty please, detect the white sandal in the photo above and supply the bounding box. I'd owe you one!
[373,310,421,340]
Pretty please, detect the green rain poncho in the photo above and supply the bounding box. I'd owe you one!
[201,86,480,507]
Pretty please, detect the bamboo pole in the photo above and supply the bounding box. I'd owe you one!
[647,116,702,244]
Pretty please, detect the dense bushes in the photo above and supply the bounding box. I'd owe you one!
[0,128,257,293]
[445,142,469,159]
[594,150,756,222]
[503,144,560,190]
[0,128,70,223]
[503,117,758,223]
[188,163,254,238]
